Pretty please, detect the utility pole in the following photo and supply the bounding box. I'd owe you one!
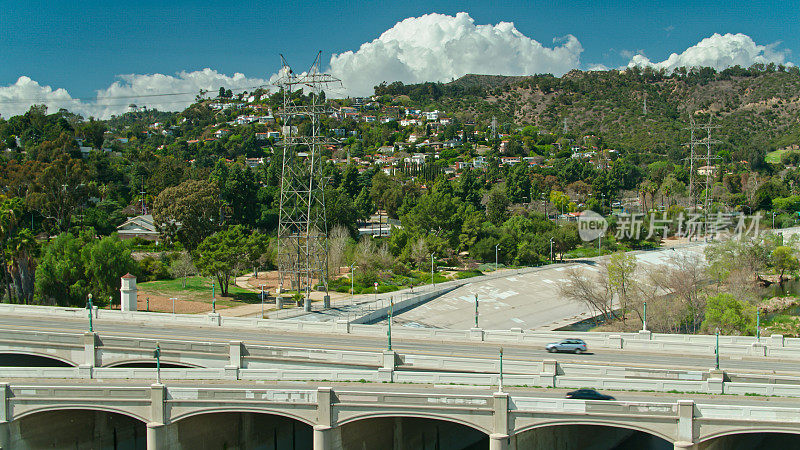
[495,245,500,271]
[549,237,554,262]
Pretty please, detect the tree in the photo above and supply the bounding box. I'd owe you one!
[5,228,39,303]
[169,253,197,288]
[485,185,510,225]
[559,267,615,323]
[549,190,570,215]
[702,293,755,335]
[35,231,135,307]
[193,225,248,297]
[606,251,638,322]
[153,179,222,251]
[771,246,799,282]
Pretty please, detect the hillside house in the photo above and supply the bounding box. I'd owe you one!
[116,215,159,242]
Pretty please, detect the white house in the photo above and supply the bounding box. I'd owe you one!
[424,110,440,121]
[116,215,159,242]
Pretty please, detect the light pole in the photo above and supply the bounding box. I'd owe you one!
[549,237,554,262]
[598,232,603,256]
[772,211,776,229]
[350,263,356,305]
[211,281,216,313]
[642,301,647,331]
[756,309,761,341]
[498,347,504,393]
[475,294,479,328]
[86,294,94,332]
[260,284,266,318]
[153,343,161,384]
[387,297,393,351]
[170,297,177,315]
[495,244,500,271]
[431,253,436,287]
[715,327,720,370]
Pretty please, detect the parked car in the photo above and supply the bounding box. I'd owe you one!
[545,339,587,354]
[566,389,615,401]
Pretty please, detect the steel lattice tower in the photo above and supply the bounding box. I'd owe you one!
[274,53,340,298]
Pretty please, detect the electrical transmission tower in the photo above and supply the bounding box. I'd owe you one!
[274,52,341,302]
[683,114,721,235]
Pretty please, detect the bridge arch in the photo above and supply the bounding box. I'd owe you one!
[514,420,675,446]
[102,358,202,368]
[13,404,150,424]
[169,407,317,427]
[336,413,489,449]
[164,408,314,449]
[8,407,148,449]
[337,411,491,435]
[0,350,76,367]
[699,428,800,444]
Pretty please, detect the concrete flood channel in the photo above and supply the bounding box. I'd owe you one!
[9,409,800,449]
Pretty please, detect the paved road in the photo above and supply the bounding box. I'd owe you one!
[393,243,708,331]
[9,378,800,408]
[2,315,799,375]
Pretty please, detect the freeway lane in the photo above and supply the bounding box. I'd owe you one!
[8,378,800,408]
[1,314,799,375]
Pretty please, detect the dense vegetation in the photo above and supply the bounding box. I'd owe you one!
[1,64,799,313]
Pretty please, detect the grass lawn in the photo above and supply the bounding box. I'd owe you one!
[766,148,789,164]
[139,276,260,307]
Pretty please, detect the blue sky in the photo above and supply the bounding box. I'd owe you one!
[1,0,797,117]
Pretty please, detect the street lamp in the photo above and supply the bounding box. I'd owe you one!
[387,297,393,351]
[715,327,720,370]
[431,253,436,287]
[260,284,266,318]
[495,244,500,271]
[498,347,504,393]
[350,263,356,305]
[170,297,177,315]
[474,294,479,328]
[642,301,647,331]
[211,281,216,313]
[86,293,94,332]
[756,308,761,342]
[549,237,554,262]
[153,343,161,384]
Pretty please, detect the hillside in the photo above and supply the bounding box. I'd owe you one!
[425,68,800,164]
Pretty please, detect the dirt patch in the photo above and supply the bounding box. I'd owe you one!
[134,294,227,314]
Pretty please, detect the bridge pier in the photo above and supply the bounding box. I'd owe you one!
[493,392,511,449]
[313,425,333,449]
[146,422,164,450]
[0,381,8,449]
[490,433,510,450]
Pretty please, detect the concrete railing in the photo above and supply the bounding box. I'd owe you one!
[1,303,799,361]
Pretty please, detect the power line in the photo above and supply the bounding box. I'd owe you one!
[0,84,269,104]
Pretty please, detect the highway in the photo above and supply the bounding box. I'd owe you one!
[2,314,799,375]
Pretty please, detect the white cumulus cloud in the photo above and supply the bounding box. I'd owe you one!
[327,12,583,96]
[626,33,792,72]
[0,69,271,119]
